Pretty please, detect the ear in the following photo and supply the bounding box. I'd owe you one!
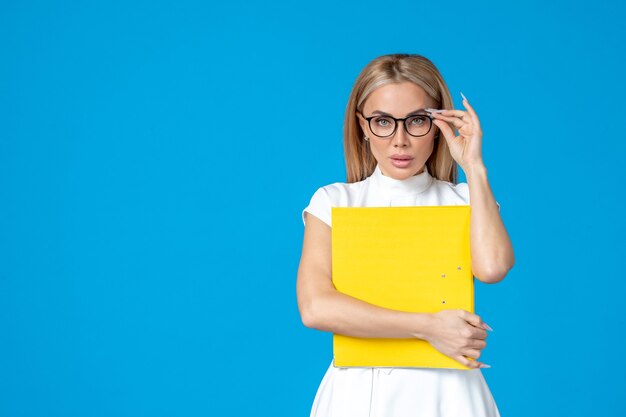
[356,111,368,134]
[432,123,440,138]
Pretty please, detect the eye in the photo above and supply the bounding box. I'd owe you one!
[409,116,427,126]
[374,117,393,127]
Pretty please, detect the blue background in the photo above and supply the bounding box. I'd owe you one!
[1,0,625,416]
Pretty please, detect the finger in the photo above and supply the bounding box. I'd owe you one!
[462,98,481,131]
[434,109,467,118]
[432,113,465,129]
[462,310,487,329]
[471,338,488,350]
[457,124,475,137]
[464,349,482,360]
[468,336,487,348]
[463,319,489,339]
[455,355,483,369]
[465,325,488,341]
[432,119,457,142]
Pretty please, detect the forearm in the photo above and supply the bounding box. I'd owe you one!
[307,289,433,340]
[465,163,515,283]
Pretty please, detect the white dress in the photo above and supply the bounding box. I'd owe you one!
[301,163,501,417]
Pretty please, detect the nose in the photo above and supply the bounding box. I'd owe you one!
[391,123,410,147]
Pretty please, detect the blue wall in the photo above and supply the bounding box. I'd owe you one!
[1,0,625,416]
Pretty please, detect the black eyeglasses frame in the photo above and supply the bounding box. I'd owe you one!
[356,111,435,138]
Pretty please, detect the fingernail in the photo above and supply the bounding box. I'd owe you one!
[460,91,467,101]
[479,363,491,369]
[483,323,493,331]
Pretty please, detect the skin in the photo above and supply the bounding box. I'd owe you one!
[357,81,437,180]
[296,81,515,369]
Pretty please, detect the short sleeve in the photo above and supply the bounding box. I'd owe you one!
[302,187,332,228]
[456,182,501,211]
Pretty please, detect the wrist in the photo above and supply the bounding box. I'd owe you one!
[463,162,487,181]
[410,312,434,341]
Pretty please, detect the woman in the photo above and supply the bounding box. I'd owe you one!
[296,53,515,417]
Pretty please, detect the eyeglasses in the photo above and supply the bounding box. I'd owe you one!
[357,111,434,138]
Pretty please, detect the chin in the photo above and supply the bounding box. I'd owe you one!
[384,164,419,180]
[397,163,423,173]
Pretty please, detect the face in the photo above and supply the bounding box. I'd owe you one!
[357,81,438,180]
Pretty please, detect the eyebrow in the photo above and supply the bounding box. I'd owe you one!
[371,108,428,117]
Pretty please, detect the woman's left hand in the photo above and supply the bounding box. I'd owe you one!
[431,94,484,171]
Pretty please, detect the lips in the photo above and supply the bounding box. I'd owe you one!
[390,156,413,168]
[390,154,413,160]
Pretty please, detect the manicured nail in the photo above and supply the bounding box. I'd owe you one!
[460,91,467,101]
[483,323,493,331]
[479,363,491,369]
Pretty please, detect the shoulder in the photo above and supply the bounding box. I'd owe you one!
[318,180,365,203]
[430,178,471,204]
[302,179,367,227]
[430,178,501,209]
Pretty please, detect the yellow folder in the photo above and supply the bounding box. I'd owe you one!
[331,206,474,370]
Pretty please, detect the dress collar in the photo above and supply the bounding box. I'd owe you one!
[370,163,433,196]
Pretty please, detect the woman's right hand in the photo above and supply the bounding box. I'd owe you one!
[422,309,491,369]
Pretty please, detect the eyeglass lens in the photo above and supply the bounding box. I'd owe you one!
[370,115,431,137]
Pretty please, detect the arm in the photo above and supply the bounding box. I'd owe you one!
[296,212,432,339]
[296,211,492,369]
[466,163,515,284]
[431,94,515,284]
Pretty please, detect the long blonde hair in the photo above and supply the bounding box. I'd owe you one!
[343,53,457,183]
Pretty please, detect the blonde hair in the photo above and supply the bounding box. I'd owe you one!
[343,53,457,183]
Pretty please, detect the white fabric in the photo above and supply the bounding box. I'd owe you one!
[302,163,501,417]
